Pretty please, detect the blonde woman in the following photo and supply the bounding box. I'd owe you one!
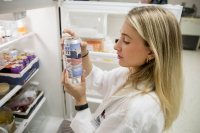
[62,6,183,133]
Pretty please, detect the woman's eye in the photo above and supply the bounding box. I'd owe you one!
[123,40,130,44]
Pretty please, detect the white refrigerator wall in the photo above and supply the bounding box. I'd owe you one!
[13,6,64,118]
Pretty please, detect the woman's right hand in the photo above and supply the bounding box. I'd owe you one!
[61,29,88,54]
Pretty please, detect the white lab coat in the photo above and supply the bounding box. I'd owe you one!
[71,66,164,133]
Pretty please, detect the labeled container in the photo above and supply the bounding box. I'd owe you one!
[64,37,82,83]
[0,83,10,97]
[82,37,104,52]
[17,19,27,34]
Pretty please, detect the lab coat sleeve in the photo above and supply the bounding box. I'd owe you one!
[70,108,95,133]
[85,65,128,97]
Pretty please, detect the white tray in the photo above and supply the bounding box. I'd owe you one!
[13,91,44,116]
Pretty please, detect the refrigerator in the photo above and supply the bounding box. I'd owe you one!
[0,0,182,133]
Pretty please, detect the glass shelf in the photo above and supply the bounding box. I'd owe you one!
[14,97,46,133]
[0,32,35,51]
[0,68,39,107]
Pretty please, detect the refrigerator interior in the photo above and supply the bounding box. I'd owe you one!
[0,6,64,133]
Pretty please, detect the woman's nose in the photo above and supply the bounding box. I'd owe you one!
[114,39,119,50]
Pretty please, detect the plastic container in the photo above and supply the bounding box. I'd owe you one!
[0,107,16,133]
[64,37,82,83]
[83,38,104,52]
[17,19,27,34]
[0,83,10,97]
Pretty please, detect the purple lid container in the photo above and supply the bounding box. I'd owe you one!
[11,64,22,73]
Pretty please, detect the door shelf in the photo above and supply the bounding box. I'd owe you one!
[87,96,102,104]
[14,97,46,133]
[86,91,103,104]
[0,32,35,51]
[90,51,118,64]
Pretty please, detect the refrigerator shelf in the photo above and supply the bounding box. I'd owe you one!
[87,91,103,104]
[14,97,46,133]
[90,51,118,64]
[0,59,39,85]
[0,68,39,107]
[13,91,44,118]
[0,32,35,51]
[87,96,102,104]
[0,85,22,107]
[0,57,39,78]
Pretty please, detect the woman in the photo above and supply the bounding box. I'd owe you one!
[62,6,183,133]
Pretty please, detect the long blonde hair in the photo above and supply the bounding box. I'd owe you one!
[127,6,183,130]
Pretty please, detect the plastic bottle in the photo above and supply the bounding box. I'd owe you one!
[17,19,27,34]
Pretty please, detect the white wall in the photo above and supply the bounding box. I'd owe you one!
[167,50,200,133]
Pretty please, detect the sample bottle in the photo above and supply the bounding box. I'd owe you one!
[17,19,27,34]
[63,37,82,83]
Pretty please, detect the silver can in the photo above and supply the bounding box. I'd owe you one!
[64,37,82,82]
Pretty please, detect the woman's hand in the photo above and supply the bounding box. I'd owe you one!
[61,70,87,105]
[61,29,88,55]
[60,29,75,55]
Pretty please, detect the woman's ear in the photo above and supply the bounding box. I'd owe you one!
[147,49,155,60]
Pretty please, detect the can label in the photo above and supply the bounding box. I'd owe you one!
[64,37,82,83]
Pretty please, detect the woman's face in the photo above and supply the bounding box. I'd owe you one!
[114,20,151,69]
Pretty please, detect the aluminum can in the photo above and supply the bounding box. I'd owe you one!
[64,37,82,81]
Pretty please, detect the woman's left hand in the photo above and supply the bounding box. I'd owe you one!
[61,70,87,105]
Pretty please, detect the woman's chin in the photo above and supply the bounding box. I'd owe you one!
[118,60,125,67]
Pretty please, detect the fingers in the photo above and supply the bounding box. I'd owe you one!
[63,70,72,89]
[60,37,65,45]
[62,70,72,91]
[63,29,75,37]
[61,29,74,41]
[61,29,75,44]
[81,41,87,47]
[81,41,88,52]
[62,29,87,52]
[61,29,76,51]
[81,70,86,83]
